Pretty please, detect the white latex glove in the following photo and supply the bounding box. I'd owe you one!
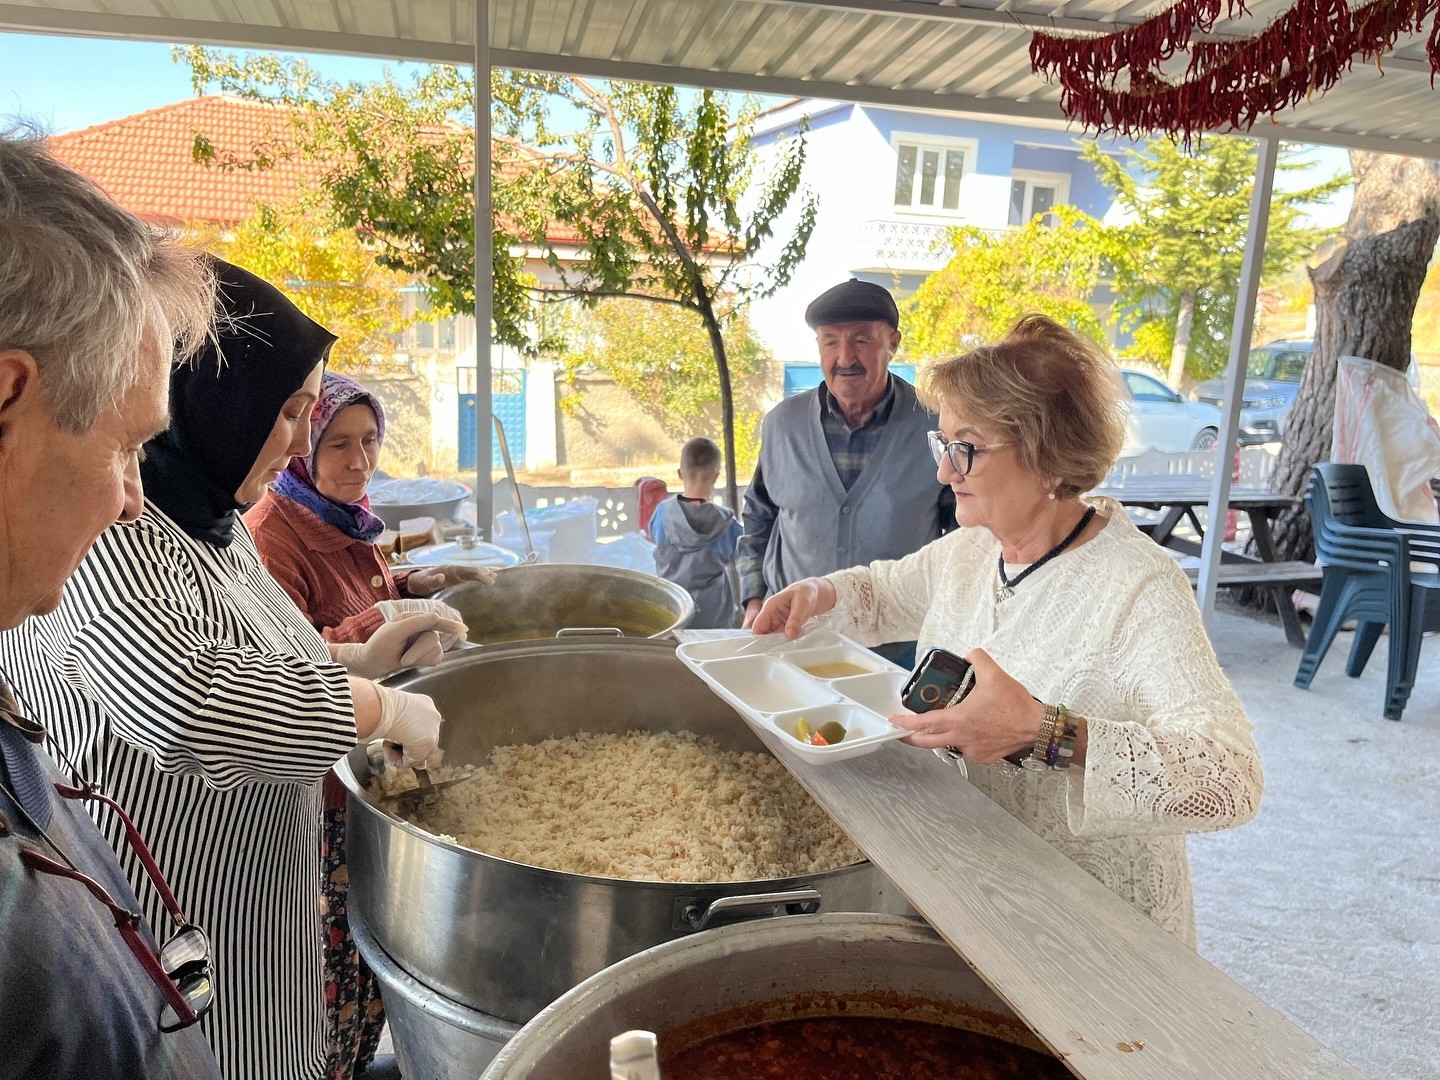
[406,564,497,598]
[375,598,468,650]
[334,611,460,679]
[370,685,444,768]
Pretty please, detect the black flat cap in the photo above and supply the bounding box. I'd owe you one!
[804,279,900,330]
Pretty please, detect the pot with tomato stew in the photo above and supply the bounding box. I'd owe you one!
[482,913,1067,1079]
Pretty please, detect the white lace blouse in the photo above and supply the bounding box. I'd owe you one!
[827,498,1263,946]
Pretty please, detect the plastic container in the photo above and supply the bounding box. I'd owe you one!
[676,629,912,764]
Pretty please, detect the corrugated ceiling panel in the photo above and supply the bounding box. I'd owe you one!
[0,0,1435,154]
[956,30,1046,97]
[409,0,456,43]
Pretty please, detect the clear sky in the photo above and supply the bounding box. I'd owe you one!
[0,33,416,133]
[0,30,1353,227]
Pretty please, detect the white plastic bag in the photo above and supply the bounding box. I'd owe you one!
[1333,355,1440,523]
[583,533,658,574]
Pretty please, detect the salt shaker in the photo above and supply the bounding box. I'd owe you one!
[610,1029,661,1080]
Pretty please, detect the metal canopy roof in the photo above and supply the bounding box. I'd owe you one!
[2,0,1437,158]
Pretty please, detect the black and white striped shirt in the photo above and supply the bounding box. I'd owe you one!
[0,501,357,1080]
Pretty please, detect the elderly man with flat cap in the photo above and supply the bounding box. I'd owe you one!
[737,279,953,661]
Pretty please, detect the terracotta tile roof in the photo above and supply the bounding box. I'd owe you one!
[49,95,732,257]
[50,96,324,227]
[51,96,592,248]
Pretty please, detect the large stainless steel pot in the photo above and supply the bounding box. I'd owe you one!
[337,639,905,1027]
[436,564,694,645]
[483,913,1057,1078]
[351,910,517,1079]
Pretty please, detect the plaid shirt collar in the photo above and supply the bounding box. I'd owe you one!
[818,376,898,492]
[818,375,897,433]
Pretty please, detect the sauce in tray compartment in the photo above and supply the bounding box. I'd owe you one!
[800,661,872,679]
[662,1016,1070,1079]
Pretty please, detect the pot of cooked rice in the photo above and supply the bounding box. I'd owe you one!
[482,913,1066,1079]
[337,639,905,1046]
[435,564,695,645]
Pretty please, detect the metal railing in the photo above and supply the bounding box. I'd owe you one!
[854,218,1007,272]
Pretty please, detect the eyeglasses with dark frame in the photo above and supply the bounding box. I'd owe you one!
[18,838,214,1031]
[927,430,1011,476]
[0,689,214,1032]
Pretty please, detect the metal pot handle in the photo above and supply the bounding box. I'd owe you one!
[679,888,823,932]
[555,627,626,638]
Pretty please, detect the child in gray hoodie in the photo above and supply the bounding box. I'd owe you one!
[648,438,744,629]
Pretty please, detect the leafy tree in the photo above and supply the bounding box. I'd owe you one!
[1253,266,1314,344]
[1083,138,1345,387]
[1269,152,1440,562]
[182,50,816,511]
[555,298,770,480]
[187,198,411,371]
[900,206,1128,359]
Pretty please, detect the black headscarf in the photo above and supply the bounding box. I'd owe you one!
[141,259,337,548]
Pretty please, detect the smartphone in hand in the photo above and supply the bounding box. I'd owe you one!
[900,648,975,713]
[900,648,1027,766]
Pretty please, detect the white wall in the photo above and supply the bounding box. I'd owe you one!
[747,104,897,366]
[745,103,1126,367]
[524,356,558,471]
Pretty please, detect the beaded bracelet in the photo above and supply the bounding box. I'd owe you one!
[1052,707,1078,771]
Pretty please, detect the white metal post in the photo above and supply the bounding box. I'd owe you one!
[473,0,494,539]
[1197,135,1279,630]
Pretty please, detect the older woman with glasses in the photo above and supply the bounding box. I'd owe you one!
[754,314,1264,946]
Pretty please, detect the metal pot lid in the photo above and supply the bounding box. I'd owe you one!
[406,538,523,567]
[369,477,471,506]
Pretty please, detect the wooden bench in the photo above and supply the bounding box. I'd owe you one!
[1182,561,1324,590]
[1124,508,1162,536]
[1183,561,1324,647]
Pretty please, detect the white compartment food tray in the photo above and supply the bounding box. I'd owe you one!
[676,629,913,764]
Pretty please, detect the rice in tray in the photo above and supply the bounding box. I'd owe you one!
[375,730,863,882]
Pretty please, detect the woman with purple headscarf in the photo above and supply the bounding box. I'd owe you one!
[247,371,491,1078]
[249,372,491,643]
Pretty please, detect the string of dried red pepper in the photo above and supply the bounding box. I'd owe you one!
[1029,0,1440,140]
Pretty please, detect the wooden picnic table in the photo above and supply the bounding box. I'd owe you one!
[1090,479,1319,646]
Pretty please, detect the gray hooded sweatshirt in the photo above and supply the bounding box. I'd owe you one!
[650,496,743,629]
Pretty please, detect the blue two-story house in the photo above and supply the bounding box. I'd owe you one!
[746,99,1135,386]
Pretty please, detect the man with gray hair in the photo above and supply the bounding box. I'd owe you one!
[0,128,221,1078]
[737,279,954,661]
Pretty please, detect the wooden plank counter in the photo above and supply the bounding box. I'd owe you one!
[677,633,1366,1080]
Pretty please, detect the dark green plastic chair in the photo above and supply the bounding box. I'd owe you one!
[1294,464,1440,720]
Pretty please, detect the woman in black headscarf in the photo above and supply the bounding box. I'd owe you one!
[0,261,457,1080]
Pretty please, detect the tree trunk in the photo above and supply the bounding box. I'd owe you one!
[1168,291,1196,389]
[697,294,740,514]
[1268,151,1440,562]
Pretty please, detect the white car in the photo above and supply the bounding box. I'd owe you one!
[1120,369,1224,453]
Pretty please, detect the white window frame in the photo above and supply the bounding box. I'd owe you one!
[890,132,978,217]
[397,287,460,355]
[1009,170,1071,226]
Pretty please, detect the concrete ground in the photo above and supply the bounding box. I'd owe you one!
[1192,601,1440,1080]
[367,601,1439,1079]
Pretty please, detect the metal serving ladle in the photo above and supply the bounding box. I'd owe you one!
[365,742,476,811]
